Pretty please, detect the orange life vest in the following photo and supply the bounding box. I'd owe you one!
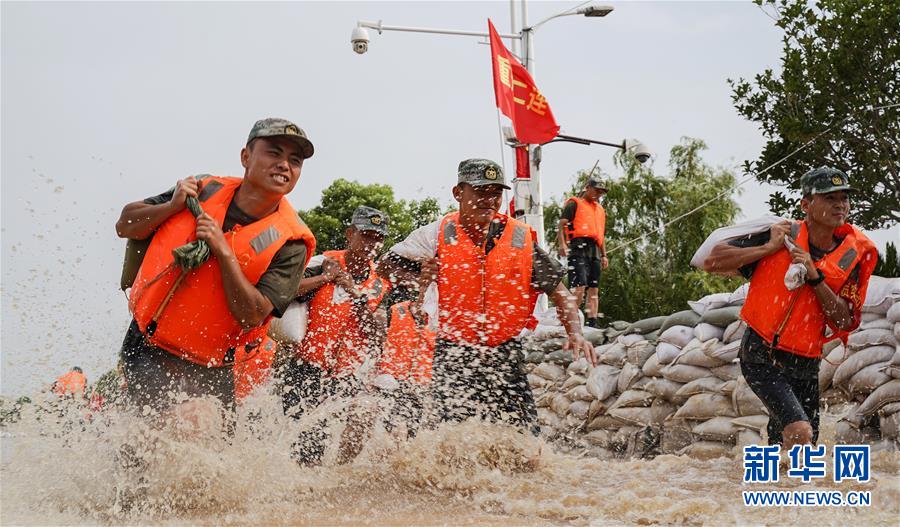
[741,221,877,358]
[379,301,436,385]
[565,196,606,247]
[233,336,277,402]
[129,176,315,367]
[53,370,87,397]
[298,250,391,376]
[436,212,537,347]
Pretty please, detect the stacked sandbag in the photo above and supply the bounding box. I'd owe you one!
[828,276,900,445]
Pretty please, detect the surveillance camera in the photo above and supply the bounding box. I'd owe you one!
[351,26,370,54]
[625,139,651,164]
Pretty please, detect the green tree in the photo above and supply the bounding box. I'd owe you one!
[545,138,744,322]
[729,0,899,230]
[875,242,900,278]
[299,178,442,253]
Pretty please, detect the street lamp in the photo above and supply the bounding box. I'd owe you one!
[349,2,621,250]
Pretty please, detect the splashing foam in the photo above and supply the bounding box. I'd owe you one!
[2,391,898,526]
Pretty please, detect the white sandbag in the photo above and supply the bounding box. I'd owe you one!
[692,416,740,442]
[267,301,309,343]
[833,345,895,389]
[531,325,567,339]
[708,340,740,362]
[888,302,900,323]
[626,316,668,335]
[719,379,737,397]
[641,352,664,377]
[625,341,657,367]
[583,429,613,448]
[857,379,900,416]
[643,378,684,402]
[537,408,562,429]
[694,323,725,342]
[712,363,741,381]
[690,215,784,269]
[848,329,897,351]
[659,325,695,348]
[673,393,736,420]
[527,374,550,389]
[650,398,678,424]
[848,362,892,397]
[586,365,621,401]
[895,323,900,343]
[608,407,655,427]
[878,401,900,416]
[834,421,881,444]
[617,362,643,393]
[723,320,747,344]
[561,375,587,391]
[688,293,732,316]
[736,429,764,448]
[860,318,894,331]
[568,400,591,421]
[587,414,621,431]
[680,441,733,460]
[731,415,769,434]
[728,283,750,306]
[532,362,567,382]
[675,377,725,403]
[733,376,768,416]
[880,411,900,440]
[583,326,606,345]
[550,394,572,416]
[610,389,654,409]
[618,333,647,346]
[673,345,727,369]
[662,363,714,384]
[818,344,847,393]
[567,358,591,377]
[656,342,683,365]
[862,276,900,314]
[600,343,628,368]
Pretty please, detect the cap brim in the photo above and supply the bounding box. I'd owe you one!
[291,136,315,159]
[813,185,854,194]
[467,180,511,190]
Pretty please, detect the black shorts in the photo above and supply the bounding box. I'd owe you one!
[567,248,601,288]
[120,320,235,414]
[738,329,821,445]
[429,338,538,434]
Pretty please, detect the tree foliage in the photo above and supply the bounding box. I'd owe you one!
[299,179,442,253]
[729,0,900,230]
[545,138,744,322]
[875,242,900,278]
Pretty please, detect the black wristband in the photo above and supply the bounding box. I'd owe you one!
[806,272,826,287]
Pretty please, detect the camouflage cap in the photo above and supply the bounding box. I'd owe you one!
[585,176,608,193]
[247,118,314,159]
[457,158,510,189]
[800,166,854,196]
[351,205,389,236]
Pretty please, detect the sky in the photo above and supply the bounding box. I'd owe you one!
[2,1,897,396]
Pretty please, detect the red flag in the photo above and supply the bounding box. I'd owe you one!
[489,19,560,145]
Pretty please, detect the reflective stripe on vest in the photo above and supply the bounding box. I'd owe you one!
[436,212,537,347]
[298,250,390,375]
[129,176,315,367]
[740,221,877,358]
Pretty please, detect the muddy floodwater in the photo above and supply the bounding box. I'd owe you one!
[2,393,898,526]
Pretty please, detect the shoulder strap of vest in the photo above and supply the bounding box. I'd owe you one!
[504,216,532,250]
[440,213,459,245]
[197,176,240,202]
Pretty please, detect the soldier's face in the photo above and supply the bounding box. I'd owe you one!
[455,183,504,221]
[240,137,304,196]
[347,227,385,259]
[802,191,850,228]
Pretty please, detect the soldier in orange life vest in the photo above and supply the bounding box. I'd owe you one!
[379,159,596,433]
[52,366,87,399]
[557,176,609,328]
[115,118,316,415]
[280,205,391,464]
[703,167,877,450]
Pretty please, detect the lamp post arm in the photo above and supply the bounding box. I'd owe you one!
[357,20,521,40]
[546,134,625,150]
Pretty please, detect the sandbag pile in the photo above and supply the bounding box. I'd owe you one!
[523,276,900,459]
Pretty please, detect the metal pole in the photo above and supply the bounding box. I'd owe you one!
[509,0,519,57]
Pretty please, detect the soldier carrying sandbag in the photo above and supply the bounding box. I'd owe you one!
[702,167,878,450]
